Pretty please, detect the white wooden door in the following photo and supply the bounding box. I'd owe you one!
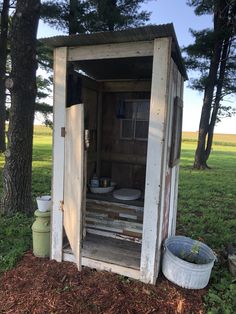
[64,104,84,270]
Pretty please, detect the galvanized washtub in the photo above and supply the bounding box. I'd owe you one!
[162,236,216,289]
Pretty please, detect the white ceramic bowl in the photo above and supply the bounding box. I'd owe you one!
[90,186,115,194]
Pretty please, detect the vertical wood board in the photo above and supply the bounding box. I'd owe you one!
[51,47,67,261]
[64,104,84,270]
[162,60,177,239]
[168,70,184,236]
[140,37,172,284]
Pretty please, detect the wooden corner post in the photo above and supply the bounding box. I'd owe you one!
[140,37,172,284]
[51,47,68,261]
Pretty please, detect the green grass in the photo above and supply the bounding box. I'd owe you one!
[31,125,52,199]
[0,127,236,312]
[0,125,52,273]
[178,135,236,313]
[0,213,33,272]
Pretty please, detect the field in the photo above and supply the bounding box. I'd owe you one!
[0,126,236,313]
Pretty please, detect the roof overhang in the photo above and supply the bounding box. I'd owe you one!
[40,24,188,80]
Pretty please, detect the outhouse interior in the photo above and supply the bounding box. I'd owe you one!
[42,24,187,284]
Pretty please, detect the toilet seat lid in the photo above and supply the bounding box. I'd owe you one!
[113,188,141,201]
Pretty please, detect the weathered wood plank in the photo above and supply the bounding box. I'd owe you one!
[86,199,143,213]
[103,80,151,92]
[85,216,143,232]
[86,228,142,243]
[64,104,84,270]
[63,234,141,273]
[140,37,172,284]
[101,152,146,165]
[51,47,67,262]
[87,194,144,208]
[168,69,184,236]
[96,89,103,177]
[68,41,154,61]
[86,206,143,222]
[63,252,140,279]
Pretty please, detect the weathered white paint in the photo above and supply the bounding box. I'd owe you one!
[168,70,184,235]
[68,41,154,61]
[160,59,175,240]
[166,61,178,238]
[140,37,172,284]
[51,47,67,261]
[64,104,84,270]
[63,252,140,280]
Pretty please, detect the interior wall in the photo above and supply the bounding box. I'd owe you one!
[81,84,98,181]
[101,92,150,191]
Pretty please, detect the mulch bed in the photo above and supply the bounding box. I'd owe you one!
[0,252,206,314]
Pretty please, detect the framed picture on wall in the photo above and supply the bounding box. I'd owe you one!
[169,96,183,168]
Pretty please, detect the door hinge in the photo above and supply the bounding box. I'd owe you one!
[61,127,66,137]
[60,200,64,211]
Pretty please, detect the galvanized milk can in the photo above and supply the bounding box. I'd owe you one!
[32,210,51,257]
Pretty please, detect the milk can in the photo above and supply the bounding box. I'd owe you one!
[32,210,51,257]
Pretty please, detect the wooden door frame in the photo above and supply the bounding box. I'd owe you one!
[140,37,172,284]
[51,47,67,261]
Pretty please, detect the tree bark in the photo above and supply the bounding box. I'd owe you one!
[194,0,229,169]
[69,0,78,35]
[205,38,230,160]
[1,0,41,215]
[0,0,10,152]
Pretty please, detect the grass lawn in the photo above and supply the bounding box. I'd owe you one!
[0,126,235,313]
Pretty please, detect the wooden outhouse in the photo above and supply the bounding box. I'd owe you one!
[42,24,187,284]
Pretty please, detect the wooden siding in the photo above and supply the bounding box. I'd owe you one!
[101,92,150,191]
[85,199,143,243]
[168,69,184,236]
[161,59,184,240]
[81,83,98,181]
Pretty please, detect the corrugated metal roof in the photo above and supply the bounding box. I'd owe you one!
[40,24,187,79]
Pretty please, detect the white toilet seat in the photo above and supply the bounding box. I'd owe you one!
[113,188,141,201]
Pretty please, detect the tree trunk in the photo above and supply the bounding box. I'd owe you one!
[1,0,41,215]
[69,0,78,34]
[205,38,230,160]
[0,0,10,152]
[194,0,229,169]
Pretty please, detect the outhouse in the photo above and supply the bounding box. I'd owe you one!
[42,24,187,284]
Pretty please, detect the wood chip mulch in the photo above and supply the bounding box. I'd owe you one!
[0,252,206,314]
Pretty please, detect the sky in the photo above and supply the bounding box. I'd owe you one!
[38,0,236,134]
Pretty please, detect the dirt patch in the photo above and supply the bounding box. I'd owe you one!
[0,252,206,313]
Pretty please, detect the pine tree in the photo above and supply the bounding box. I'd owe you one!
[41,0,151,34]
[184,0,236,169]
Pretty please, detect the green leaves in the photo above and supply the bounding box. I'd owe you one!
[179,135,236,312]
[40,0,152,34]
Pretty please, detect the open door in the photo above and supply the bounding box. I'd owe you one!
[64,104,84,270]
